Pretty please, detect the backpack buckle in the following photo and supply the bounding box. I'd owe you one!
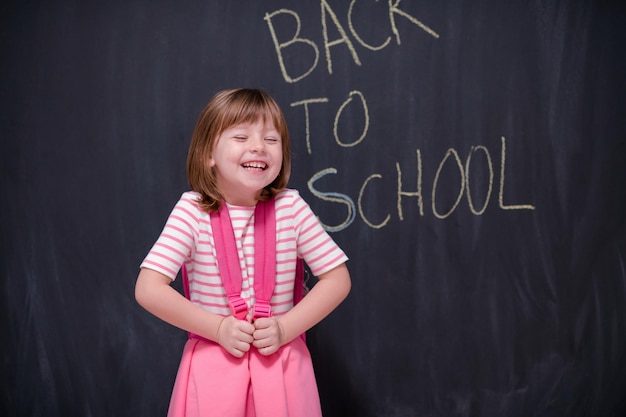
[252,301,272,320]
[227,295,249,320]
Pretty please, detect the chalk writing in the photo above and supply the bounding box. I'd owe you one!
[307,168,356,232]
[359,174,391,229]
[333,90,369,148]
[499,136,536,211]
[347,1,391,51]
[291,90,369,153]
[465,146,494,215]
[267,3,534,231]
[396,150,424,220]
[432,148,465,219]
[321,0,362,74]
[265,0,439,83]
[290,98,329,154]
[307,137,535,230]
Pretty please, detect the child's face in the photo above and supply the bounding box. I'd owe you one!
[209,118,283,206]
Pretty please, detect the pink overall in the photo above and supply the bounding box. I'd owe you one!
[167,200,322,417]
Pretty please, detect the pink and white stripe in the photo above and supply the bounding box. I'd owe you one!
[140,189,348,317]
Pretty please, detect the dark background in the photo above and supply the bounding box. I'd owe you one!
[2,1,625,416]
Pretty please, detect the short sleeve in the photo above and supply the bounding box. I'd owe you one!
[288,190,349,277]
[140,192,202,279]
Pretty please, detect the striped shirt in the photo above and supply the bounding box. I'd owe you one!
[140,188,348,316]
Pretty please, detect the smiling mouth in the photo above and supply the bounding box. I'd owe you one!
[242,162,267,171]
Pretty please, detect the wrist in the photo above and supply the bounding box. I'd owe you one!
[276,318,285,346]
[215,316,226,343]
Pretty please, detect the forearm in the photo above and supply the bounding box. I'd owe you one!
[278,263,351,344]
[135,268,224,342]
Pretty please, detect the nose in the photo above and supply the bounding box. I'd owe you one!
[249,136,265,153]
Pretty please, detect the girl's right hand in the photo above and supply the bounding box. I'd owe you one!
[216,316,255,358]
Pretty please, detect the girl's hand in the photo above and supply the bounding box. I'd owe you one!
[216,316,255,358]
[252,317,284,356]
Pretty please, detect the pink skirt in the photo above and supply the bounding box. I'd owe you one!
[167,336,323,417]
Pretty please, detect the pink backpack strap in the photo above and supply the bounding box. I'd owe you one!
[209,202,251,319]
[181,198,306,337]
[181,264,190,299]
[293,258,305,304]
[251,200,276,320]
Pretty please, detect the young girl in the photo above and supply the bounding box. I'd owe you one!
[135,88,351,417]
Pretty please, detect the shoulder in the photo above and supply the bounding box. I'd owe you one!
[178,191,202,207]
[168,191,208,224]
[174,191,203,212]
[274,188,309,213]
[274,189,322,232]
[274,188,300,203]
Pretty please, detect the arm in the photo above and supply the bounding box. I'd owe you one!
[252,263,351,354]
[135,267,254,357]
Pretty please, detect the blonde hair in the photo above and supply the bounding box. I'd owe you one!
[186,88,292,212]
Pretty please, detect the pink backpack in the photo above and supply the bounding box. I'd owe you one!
[181,199,306,338]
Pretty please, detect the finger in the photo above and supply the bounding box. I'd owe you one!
[259,345,278,356]
[239,332,254,344]
[229,348,244,358]
[228,342,251,358]
[252,333,278,349]
[253,331,278,347]
[252,338,266,349]
[253,317,272,330]
[237,340,251,353]
[252,327,268,340]
[238,321,256,335]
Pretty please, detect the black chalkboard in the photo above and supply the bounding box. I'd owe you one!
[2,1,625,416]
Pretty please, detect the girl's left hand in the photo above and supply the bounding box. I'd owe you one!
[252,317,284,356]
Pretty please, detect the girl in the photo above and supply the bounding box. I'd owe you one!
[135,88,351,417]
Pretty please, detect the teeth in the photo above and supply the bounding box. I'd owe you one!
[243,162,267,170]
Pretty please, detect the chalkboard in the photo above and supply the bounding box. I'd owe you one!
[2,1,625,416]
